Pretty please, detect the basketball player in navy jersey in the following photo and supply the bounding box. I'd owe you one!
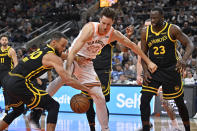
[0,35,18,116]
[137,19,181,130]
[140,7,194,131]
[0,32,89,131]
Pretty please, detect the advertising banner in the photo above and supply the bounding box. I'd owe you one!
[0,86,155,115]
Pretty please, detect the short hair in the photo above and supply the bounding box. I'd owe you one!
[151,7,164,16]
[0,34,9,40]
[100,7,116,20]
[145,19,151,22]
[50,32,67,42]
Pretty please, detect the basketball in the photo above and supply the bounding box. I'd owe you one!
[70,93,90,113]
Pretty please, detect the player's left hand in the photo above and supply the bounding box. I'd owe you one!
[176,59,186,73]
[147,62,157,73]
[143,70,152,85]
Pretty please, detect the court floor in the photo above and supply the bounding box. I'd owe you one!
[1,112,197,131]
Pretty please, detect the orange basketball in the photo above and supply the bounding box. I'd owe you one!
[70,94,90,113]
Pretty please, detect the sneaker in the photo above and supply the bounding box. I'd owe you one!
[27,113,41,130]
[193,113,197,119]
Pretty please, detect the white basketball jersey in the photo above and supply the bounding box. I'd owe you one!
[70,22,114,59]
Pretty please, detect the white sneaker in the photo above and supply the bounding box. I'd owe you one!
[193,113,197,119]
[0,113,7,120]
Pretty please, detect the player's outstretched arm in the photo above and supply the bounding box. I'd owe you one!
[43,53,90,92]
[66,23,93,74]
[140,27,152,85]
[110,29,157,73]
[136,42,143,85]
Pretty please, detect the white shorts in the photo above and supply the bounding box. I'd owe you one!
[72,60,100,86]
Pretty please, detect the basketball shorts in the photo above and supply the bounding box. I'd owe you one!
[82,69,111,102]
[141,65,183,100]
[2,73,48,110]
[0,71,9,86]
[72,60,100,85]
[0,71,9,105]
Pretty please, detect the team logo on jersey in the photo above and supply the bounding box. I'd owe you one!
[148,35,168,47]
[174,85,180,91]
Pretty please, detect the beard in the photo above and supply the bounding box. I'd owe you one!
[1,43,8,47]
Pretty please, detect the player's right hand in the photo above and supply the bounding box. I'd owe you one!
[176,59,186,73]
[147,62,157,73]
[136,75,143,85]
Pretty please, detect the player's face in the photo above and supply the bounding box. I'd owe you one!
[150,11,163,28]
[99,16,114,34]
[55,38,68,55]
[144,21,151,27]
[0,37,8,46]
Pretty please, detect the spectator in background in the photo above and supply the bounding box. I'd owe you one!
[184,71,195,85]
[177,10,188,27]
[111,64,124,83]
[124,62,136,81]
[113,52,123,64]
[182,21,194,36]
[116,74,130,84]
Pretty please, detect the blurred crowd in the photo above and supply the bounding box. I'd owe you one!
[0,0,197,85]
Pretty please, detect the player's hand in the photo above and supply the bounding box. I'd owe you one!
[147,62,157,73]
[126,25,134,37]
[136,75,143,85]
[143,70,152,85]
[176,59,186,73]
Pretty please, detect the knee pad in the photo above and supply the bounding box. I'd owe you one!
[46,100,60,124]
[140,93,153,108]
[3,106,24,125]
[174,96,189,121]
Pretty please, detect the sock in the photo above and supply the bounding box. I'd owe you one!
[184,124,190,131]
[143,125,150,131]
[89,123,95,131]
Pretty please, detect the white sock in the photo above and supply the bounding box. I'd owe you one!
[46,76,64,96]
[171,119,179,128]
